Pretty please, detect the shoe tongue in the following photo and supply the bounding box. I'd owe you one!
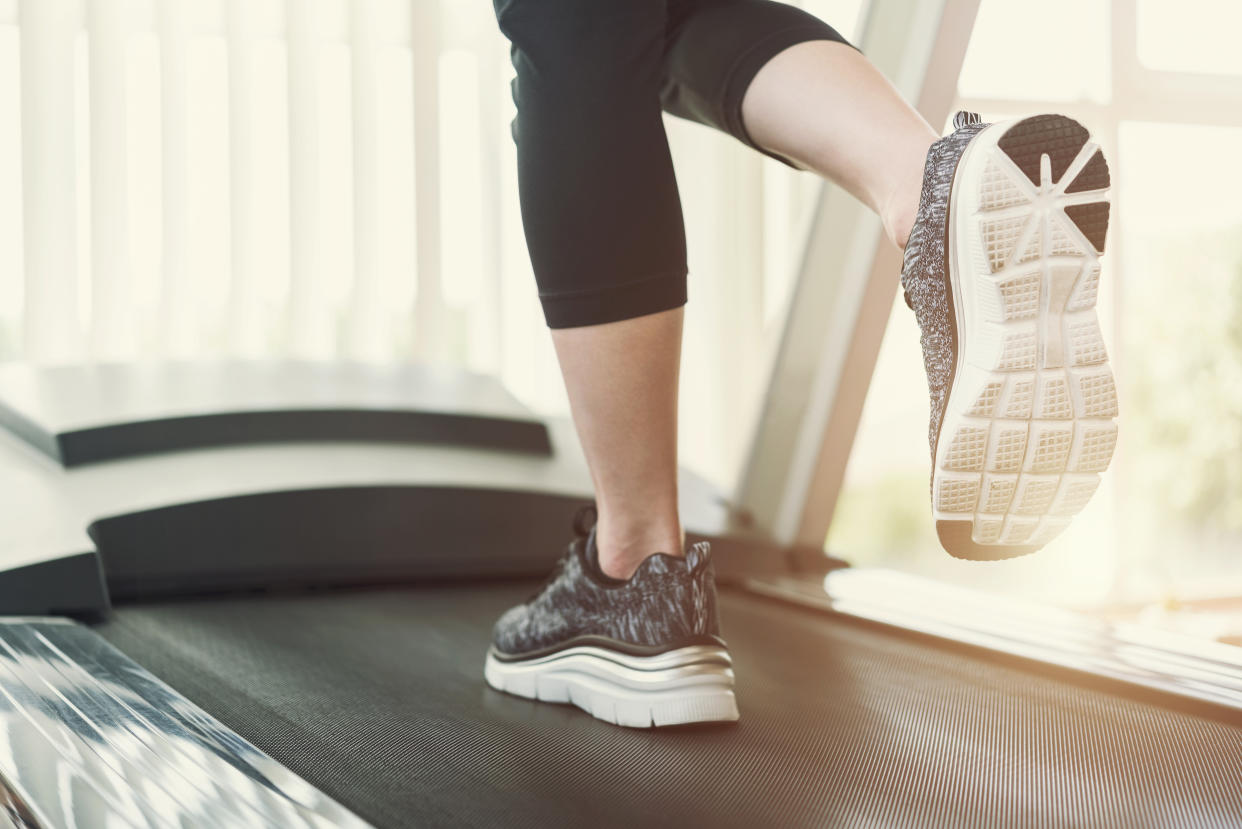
[952,110,982,130]
[583,526,625,584]
[685,540,712,573]
[584,525,601,569]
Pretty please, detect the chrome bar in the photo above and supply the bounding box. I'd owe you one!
[0,617,371,828]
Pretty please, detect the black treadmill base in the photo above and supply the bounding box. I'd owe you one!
[96,583,1242,829]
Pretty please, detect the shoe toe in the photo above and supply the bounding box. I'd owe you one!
[491,603,528,653]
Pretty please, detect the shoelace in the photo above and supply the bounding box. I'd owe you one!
[522,502,598,603]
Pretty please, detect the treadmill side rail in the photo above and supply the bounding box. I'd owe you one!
[747,568,1242,725]
[0,617,372,829]
[0,553,109,618]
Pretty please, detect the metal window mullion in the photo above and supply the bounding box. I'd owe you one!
[1106,0,1132,595]
[954,93,1242,130]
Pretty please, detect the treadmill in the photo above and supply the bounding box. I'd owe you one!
[0,359,1240,828]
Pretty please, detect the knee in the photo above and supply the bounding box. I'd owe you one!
[491,0,688,330]
[495,0,664,92]
[497,0,667,153]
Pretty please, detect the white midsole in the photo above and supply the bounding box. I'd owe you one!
[933,116,1115,549]
[940,121,994,459]
[484,644,739,728]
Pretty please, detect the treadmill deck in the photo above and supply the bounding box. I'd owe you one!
[95,582,1242,828]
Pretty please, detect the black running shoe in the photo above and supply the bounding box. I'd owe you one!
[484,507,738,728]
[901,112,1117,560]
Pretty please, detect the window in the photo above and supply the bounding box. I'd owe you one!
[828,0,1242,642]
[1136,0,1242,75]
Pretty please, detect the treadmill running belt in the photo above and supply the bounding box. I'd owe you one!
[95,583,1242,828]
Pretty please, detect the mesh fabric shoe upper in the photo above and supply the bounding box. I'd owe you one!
[491,510,721,657]
[900,111,990,463]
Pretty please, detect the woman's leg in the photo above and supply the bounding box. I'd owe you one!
[740,41,939,250]
[552,310,684,579]
[495,0,686,578]
[663,2,1116,559]
[661,0,936,249]
[496,0,931,579]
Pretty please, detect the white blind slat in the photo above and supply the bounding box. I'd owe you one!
[476,36,504,371]
[411,1,444,360]
[88,0,134,358]
[226,0,265,355]
[285,0,332,358]
[20,0,83,363]
[343,0,388,360]
[158,0,196,356]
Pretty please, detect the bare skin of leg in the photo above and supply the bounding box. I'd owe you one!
[741,40,939,250]
[552,308,685,579]
[558,41,935,579]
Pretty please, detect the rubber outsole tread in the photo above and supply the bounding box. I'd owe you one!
[996,114,1089,186]
[934,114,1116,560]
[1065,149,1110,194]
[1064,203,1110,252]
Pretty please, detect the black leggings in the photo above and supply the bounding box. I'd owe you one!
[493,0,850,328]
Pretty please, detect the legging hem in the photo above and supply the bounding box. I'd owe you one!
[721,25,858,168]
[541,269,688,329]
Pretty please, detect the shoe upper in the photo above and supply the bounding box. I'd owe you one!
[491,513,722,657]
[900,111,990,463]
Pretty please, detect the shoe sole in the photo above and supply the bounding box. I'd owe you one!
[935,114,1116,560]
[484,644,739,728]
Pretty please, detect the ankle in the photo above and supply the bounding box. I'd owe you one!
[881,169,923,251]
[594,518,685,580]
[883,191,917,251]
[881,138,936,250]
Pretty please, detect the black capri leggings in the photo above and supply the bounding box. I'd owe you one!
[493,0,850,328]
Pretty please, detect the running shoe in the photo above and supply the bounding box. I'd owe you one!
[901,112,1117,559]
[484,506,738,727]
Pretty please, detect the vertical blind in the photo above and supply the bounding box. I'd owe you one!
[0,0,862,488]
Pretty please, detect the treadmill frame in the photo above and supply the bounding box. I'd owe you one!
[0,616,372,828]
